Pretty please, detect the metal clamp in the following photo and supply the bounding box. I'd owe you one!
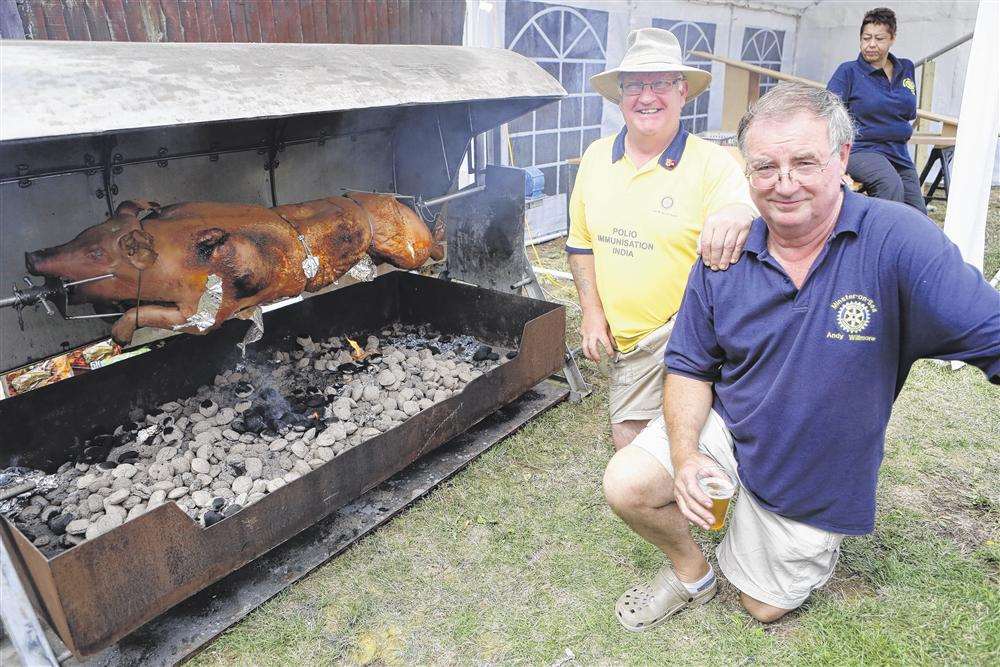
[0,274,121,331]
[16,163,30,189]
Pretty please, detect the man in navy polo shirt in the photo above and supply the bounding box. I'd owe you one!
[603,82,998,631]
[828,7,926,214]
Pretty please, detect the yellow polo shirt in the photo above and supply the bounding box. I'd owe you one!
[567,128,753,352]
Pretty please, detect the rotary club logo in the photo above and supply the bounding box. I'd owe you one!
[903,78,916,95]
[836,300,871,333]
[827,294,878,341]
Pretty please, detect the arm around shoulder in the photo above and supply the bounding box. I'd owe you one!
[700,148,757,270]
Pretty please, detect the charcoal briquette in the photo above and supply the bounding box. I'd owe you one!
[203,510,224,527]
[48,513,75,535]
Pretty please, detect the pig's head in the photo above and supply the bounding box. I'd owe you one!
[25,201,160,301]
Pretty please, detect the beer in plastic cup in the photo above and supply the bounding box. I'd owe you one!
[697,467,736,531]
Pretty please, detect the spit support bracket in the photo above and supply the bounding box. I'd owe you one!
[0,274,121,331]
[520,272,592,402]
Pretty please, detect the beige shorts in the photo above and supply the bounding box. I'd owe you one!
[629,413,845,609]
[608,319,674,424]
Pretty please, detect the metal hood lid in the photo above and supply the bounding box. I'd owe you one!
[0,40,565,143]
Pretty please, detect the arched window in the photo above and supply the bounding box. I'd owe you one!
[742,28,785,96]
[653,19,716,134]
[506,1,608,196]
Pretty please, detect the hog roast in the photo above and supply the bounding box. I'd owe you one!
[24,193,443,343]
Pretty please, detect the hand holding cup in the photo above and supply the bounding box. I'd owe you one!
[696,465,736,531]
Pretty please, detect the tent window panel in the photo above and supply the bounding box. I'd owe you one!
[535,101,560,130]
[560,130,582,161]
[741,28,786,97]
[561,97,582,127]
[584,95,603,124]
[507,1,608,193]
[541,165,558,195]
[562,62,584,94]
[509,113,533,134]
[510,135,534,166]
[535,132,558,165]
[559,163,579,197]
[653,18,716,135]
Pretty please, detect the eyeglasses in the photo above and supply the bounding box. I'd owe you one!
[746,151,839,190]
[620,78,684,97]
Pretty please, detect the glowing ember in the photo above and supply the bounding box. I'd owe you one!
[346,337,367,361]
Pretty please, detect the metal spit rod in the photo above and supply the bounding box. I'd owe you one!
[0,273,118,316]
[422,185,485,208]
[65,273,116,287]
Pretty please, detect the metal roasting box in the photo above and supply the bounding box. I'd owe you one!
[1,271,565,656]
[0,40,572,659]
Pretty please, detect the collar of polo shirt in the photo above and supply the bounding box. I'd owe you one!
[610,126,689,170]
[856,50,902,77]
[744,184,863,257]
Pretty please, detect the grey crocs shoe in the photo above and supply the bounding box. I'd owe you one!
[615,565,718,632]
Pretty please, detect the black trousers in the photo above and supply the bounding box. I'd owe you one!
[847,151,927,215]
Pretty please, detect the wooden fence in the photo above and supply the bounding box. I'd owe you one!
[2,0,465,45]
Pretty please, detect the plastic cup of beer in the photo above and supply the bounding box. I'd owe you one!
[696,465,736,531]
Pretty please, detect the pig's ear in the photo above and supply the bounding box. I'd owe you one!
[194,228,230,263]
[118,229,158,270]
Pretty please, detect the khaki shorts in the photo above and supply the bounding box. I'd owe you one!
[629,413,845,609]
[608,319,674,424]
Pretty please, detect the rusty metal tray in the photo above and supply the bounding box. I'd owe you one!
[0,272,565,657]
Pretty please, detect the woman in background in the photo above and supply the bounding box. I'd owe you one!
[828,7,927,214]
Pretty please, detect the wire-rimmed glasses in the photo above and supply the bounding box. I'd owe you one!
[620,77,685,97]
[746,151,839,190]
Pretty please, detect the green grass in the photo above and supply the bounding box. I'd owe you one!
[193,191,1000,666]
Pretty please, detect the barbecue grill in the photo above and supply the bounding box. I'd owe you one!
[0,40,575,662]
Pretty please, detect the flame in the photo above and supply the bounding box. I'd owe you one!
[347,337,367,361]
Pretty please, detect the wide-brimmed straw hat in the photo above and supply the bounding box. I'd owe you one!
[590,28,712,105]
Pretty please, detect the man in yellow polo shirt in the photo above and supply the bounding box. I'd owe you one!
[567,28,754,450]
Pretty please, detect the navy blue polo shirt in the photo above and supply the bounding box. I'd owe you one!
[828,53,918,168]
[665,190,1000,535]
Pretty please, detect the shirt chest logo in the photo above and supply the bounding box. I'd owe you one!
[660,195,674,210]
[827,293,878,341]
[902,78,916,95]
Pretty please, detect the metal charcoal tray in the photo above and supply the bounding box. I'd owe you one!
[0,271,565,657]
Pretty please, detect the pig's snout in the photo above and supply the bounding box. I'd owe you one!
[25,250,44,275]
